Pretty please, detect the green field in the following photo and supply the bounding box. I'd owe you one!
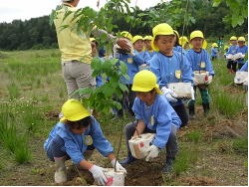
[0,49,247,185]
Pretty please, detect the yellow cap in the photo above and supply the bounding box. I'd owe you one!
[173,30,180,38]
[238,36,245,42]
[230,36,237,41]
[132,35,144,44]
[132,70,162,94]
[151,23,174,51]
[143,35,153,41]
[60,99,90,122]
[90,37,96,42]
[152,23,174,37]
[189,30,207,49]
[212,43,218,48]
[179,36,189,46]
[190,30,204,40]
[120,31,133,41]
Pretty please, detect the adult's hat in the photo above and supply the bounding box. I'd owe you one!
[60,99,90,122]
[132,70,162,94]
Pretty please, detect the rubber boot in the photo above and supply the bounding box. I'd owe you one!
[162,157,175,173]
[119,153,136,165]
[54,157,67,183]
[202,103,210,116]
[188,105,196,119]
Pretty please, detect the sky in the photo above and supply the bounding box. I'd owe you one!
[0,0,166,23]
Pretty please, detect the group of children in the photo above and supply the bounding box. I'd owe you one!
[225,36,248,73]
[44,21,248,184]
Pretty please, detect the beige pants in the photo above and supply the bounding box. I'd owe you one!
[62,61,96,99]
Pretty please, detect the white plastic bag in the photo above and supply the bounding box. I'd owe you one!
[234,71,248,84]
[167,82,192,99]
[193,71,212,85]
[129,133,155,159]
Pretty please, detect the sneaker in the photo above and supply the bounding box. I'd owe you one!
[119,155,136,165]
[162,158,174,173]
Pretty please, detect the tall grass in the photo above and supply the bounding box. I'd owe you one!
[212,90,245,118]
[0,103,31,163]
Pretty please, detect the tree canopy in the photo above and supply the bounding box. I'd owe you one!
[0,0,247,51]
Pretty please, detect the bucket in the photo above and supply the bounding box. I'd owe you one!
[128,133,155,159]
[104,168,126,186]
[168,82,192,99]
[194,71,210,85]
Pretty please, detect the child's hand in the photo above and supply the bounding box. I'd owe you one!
[145,145,159,161]
[161,87,178,102]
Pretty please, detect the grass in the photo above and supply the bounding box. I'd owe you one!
[0,49,247,185]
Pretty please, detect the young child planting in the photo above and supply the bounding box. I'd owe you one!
[120,70,182,173]
[149,23,193,127]
[44,99,126,185]
[186,30,215,117]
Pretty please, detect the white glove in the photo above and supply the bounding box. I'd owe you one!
[145,145,159,161]
[161,87,178,102]
[89,165,107,185]
[111,159,127,174]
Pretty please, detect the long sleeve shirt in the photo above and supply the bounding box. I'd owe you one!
[186,49,215,76]
[132,94,181,149]
[236,45,248,64]
[44,116,113,164]
[116,52,145,84]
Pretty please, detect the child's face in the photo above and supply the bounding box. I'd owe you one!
[230,40,237,45]
[190,38,203,50]
[136,91,156,105]
[154,35,175,55]
[144,40,152,50]
[238,41,245,47]
[71,126,89,134]
[133,40,144,52]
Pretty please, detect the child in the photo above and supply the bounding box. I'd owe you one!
[211,43,218,60]
[225,36,238,73]
[114,31,146,117]
[143,35,156,58]
[132,35,151,64]
[44,99,126,185]
[236,36,248,70]
[173,30,187,55]
[149,23,193,127]
[186,30,215,117]
[120,70,182,173]
[179,36,190,50]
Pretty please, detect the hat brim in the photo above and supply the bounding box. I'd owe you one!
[132,84,162,94]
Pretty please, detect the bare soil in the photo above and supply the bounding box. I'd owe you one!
[0,108,247,186]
